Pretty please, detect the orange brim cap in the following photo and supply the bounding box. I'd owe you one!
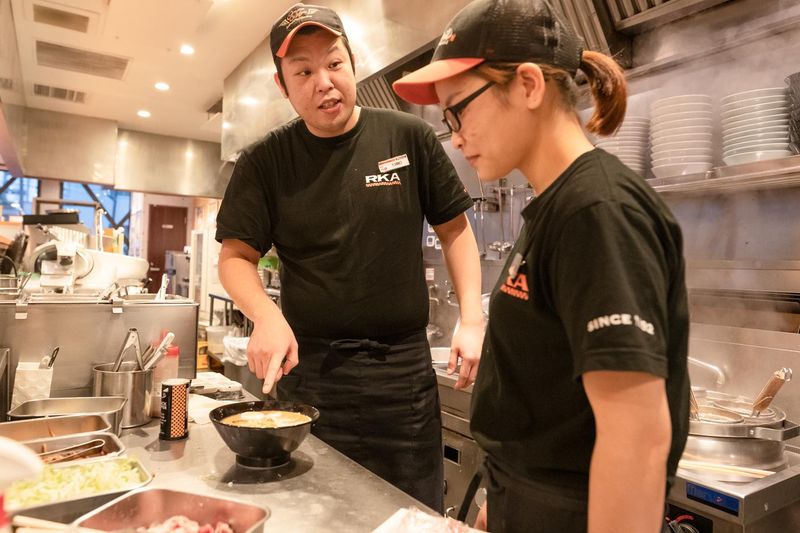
[275,21,342,58]
[392,58,485,105]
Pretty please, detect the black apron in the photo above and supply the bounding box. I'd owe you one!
[277,330,443,513]
[481,456,675,532]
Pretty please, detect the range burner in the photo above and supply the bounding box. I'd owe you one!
[667,448,800,532]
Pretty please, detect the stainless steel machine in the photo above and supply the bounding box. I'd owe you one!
[0,293,198,417]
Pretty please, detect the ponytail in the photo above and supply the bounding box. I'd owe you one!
[579,50,627,136]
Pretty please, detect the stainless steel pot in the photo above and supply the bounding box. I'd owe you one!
[682,390,800,481]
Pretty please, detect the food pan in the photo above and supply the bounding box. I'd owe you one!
[7,396,127,435]
[5,455,152,519]
[76,488,270,533]
[22,431,125,463]
[0,414,111,441]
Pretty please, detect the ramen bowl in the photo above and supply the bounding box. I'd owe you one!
[210,400,319,468]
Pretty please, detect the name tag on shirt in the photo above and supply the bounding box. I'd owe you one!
[378,154,410,173]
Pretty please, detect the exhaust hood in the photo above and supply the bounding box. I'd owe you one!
[223,0,632,157]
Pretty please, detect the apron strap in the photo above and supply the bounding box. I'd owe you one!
[457,464,485,522]
[330,338,391,352]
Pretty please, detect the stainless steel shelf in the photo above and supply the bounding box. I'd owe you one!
[649,155,800,194]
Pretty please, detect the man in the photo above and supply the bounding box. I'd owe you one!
[215,3,483,512]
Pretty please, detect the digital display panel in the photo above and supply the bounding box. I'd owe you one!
[686,482,740,516]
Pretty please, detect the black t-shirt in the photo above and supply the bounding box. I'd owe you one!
[216,107,473,338]
[470,149,690,492]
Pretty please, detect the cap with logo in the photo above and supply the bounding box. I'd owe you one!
[393,0,584,105]
[270,3,347,59]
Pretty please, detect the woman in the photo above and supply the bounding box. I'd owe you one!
[393,1,690,532]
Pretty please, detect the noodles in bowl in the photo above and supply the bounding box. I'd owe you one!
[221,410,312,429]
[210,400,320,468]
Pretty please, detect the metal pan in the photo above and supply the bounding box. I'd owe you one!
[75,488,270,533]
[7,397,127,435]
[5,455,152,520]
[0,414,111,441]
[21,431,125,464]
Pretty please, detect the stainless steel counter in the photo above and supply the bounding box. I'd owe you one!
[118,419,429,532]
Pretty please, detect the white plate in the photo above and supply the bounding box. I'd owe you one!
[649,132,714,144]
[723,128,789,144]
[650,140,713,152]
[651,148,713,159]
[650,103,712,119]
[722,113,789,130]
[651,162,713,178]
[652,155,714,166]
[723,142,789,156]
[652,95,712,108]
[723,136,789,151]
[721,103,789,121]
[652,118,713,131]
[652,111,713,125]
[721,95,788,112]
[721,88,786,105]
[723,150,794,166]
[722,121,790,137]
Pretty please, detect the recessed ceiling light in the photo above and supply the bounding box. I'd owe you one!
[154,82,170,91]
[137,110,151,118]
[180,44,195,55]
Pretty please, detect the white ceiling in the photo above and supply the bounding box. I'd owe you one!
[9,0,296,143]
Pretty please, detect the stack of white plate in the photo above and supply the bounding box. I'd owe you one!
[721,88,792,166]
[649,95,714,179]
[595,117,649,175]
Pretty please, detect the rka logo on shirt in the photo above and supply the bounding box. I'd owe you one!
[365,172,402,188]
[500,273,529,301]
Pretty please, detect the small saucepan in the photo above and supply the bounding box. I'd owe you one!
[210,400,319,468]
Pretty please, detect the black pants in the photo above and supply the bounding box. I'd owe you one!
[277,330,444,513]
[485,457,674,533]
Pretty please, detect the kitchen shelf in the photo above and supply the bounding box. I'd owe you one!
[648,155,800,194]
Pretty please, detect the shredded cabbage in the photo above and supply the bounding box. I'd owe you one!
[5,457,145,510]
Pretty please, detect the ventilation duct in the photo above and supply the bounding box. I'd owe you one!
[33,83,87,103]
[36,41,129,80]
[603,0,732,33]
[32,3,91,33]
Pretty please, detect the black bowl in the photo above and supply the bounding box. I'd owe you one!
[210,400,320,468]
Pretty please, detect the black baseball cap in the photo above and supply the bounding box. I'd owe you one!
[270,3,346,59]
[393,0,584,105]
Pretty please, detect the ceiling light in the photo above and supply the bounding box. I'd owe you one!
[180,44,195,55]
[137,110,151,118]
[154,82,170,91]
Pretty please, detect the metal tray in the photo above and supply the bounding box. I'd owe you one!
[0,413,111,441]
[7,396,127,435]
[22,431,125,463]
[75,488,270,533]
[6,455,152,520]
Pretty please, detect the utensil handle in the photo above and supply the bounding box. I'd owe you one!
[12,515,106,533]
[751,368,791,416]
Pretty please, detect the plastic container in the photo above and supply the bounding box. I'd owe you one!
[149,345,180,417]
[206,326,230,355]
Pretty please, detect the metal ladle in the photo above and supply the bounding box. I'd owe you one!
[750,367,792,417]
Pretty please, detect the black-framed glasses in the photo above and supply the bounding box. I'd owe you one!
[442,82,495,134]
